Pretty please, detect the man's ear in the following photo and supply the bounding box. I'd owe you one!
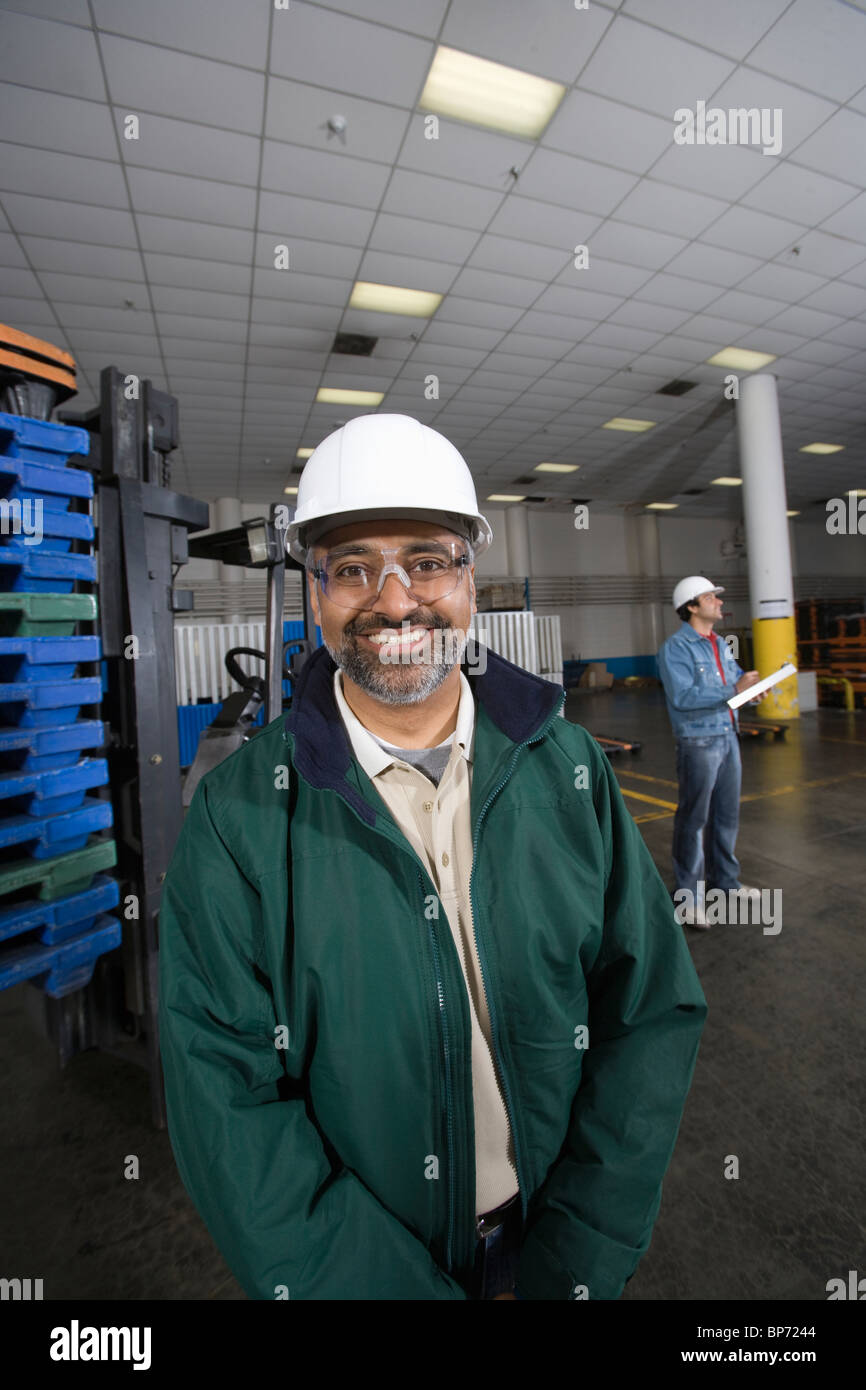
[307,568,322,628]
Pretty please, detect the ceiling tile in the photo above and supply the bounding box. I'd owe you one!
[700,206,806,259]
[1,193,137,247]
[578,15,735,118]
[0,142,127,205]
[612,179,728,238]
[799,281,866,318]
[649,143,773,202]
[262,141,390,210]
[38,272,146,306]
[487,197,601,251]
[144,253,251,295]
[121,112,261,183]
[780,230,866,276]
[398,115,533,191]
[91,0,270,68]
[266,76,408,163]
[257,191,374,247]
[587,220,688,269]
[555,258,653,296]
[137,214,254,263]
[440,0,613,84]
[515,148,638,216]
[786,109,866,183]
[708,70,836,155]
[381,169,503,229]
[357,248,458,293]
[317,0,448,38]
[622,0,791,60]
[435,296,526,331]
[741,162,859,225]
[101,36,264,133]
[533,284,623,320]
[746,0,866,102]
[20,235,144,280]
[0,84,116,160]
[634,273,728,312]
[269,1,432,106]
[818,193,866,245]
[1,10,104,97]
[367,212,478,264]
[448,267,544,309]
[542,89,672,175]
[151,286,248,321]
[764,304,845,337]
[257,233,362,281]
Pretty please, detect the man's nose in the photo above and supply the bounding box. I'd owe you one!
[370,569,419,613]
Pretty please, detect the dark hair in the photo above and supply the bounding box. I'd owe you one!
[676,601,698,623]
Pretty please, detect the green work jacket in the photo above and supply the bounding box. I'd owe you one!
[158,643,707,1300]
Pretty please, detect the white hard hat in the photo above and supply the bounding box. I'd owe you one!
[285,414,493,563]
[673,575,725,611]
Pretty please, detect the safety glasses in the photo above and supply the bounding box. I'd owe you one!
[308,539,472,610]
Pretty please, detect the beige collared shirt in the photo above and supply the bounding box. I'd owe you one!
[333,669,518,1216]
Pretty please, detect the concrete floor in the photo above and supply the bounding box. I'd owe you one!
[2,685,864,1300]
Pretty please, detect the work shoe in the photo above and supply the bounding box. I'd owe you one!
[732,884,761,898]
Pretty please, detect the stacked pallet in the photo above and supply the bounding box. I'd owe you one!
[0,411,119,997]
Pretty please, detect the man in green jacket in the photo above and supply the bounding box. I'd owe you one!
[159,414,707,1301]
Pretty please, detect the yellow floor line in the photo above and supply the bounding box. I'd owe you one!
[615,769,679,788]
[618,787,679,810]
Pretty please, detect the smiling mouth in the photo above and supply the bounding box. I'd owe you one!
[358,626,432,649]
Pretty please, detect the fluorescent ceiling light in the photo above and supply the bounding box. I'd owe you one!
[487,494,525,502]
[848,489,866,497]
[349,281,442,317]
[602,418,656,432]
[316,388,385,405]
[419,45,566,139]
[645,502,678,510]
[706,347,776,370]
[283,486,298,495]
[296,447,314,459]
[786,510,799,517]
[711,476,742,486]
[799,442,844,455]
[534,462,578,472]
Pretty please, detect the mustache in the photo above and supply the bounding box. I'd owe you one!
[347,614,454,637]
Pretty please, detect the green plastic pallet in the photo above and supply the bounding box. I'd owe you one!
[0,836,116,902]
[0,591,98,636]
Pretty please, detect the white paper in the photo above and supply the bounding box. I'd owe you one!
[727,662,797,709]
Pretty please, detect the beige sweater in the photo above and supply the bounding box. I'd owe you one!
[333,670,519,1216]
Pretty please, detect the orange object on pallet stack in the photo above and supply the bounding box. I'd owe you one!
[0,323,78,419]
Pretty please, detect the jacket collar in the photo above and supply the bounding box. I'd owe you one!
[680,621,717,643]
[285,642,562,821]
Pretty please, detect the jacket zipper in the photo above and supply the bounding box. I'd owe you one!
[417,867,456,1273]
[467,687,566,1249]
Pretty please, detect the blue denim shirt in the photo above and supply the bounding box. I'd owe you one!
[657,622,744,739]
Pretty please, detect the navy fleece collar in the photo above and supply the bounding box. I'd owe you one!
[285,643,562,823]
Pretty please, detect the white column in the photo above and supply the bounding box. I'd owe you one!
[505,504,531,581]
[214,496,244,624]
[736,374,798,718]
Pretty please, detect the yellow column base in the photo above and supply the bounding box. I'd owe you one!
[750,616,799,720]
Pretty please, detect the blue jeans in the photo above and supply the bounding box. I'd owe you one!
[471,1202,523,1299]
[672,728,742,897]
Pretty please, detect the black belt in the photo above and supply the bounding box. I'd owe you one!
[475,1192,519,1240]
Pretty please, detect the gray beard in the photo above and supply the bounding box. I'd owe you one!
[325,626,468,705]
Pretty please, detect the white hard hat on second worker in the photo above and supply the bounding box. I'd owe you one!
[672,575,725,611]
[285,414,493,564]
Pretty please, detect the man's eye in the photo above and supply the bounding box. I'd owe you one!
[410,559,447,574]
[335,564,367,580]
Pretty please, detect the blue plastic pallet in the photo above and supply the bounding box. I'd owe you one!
[0,412,89,464]
[0,794,112,857]
[0,872,119,946]
[0,547,96,592]
[0,913,120,997]
[0,634,101,679]
[0,677,103,726]
[0,507,93,553]
[0,756,109,817]
[0,719,107,770]
[0,455,92,505]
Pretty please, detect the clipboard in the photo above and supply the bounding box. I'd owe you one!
[727,662,797,709]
